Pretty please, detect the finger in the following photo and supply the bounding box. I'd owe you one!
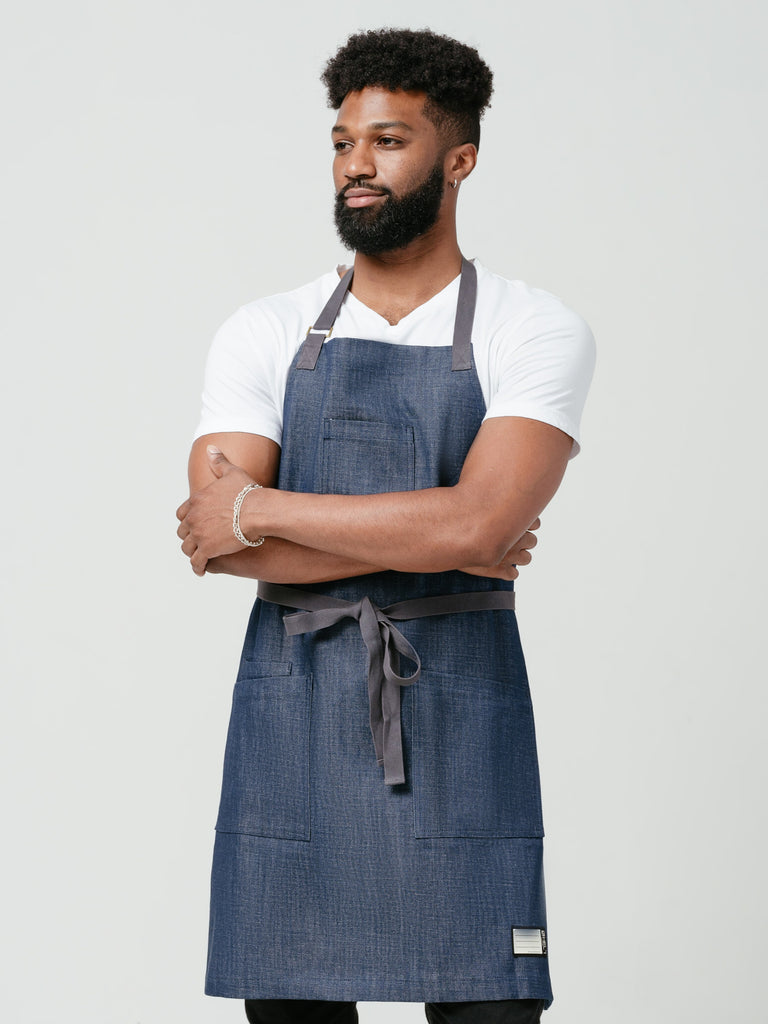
[460,564,519,580]
[528,516,541,531]
[207,444,235,478]
[514,549,532,566]
[176,499,190,521]
[177,520,189,540]
[190,548,208,576]
[181,536,197,558]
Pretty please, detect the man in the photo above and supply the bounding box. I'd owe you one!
[177,27,595,1024]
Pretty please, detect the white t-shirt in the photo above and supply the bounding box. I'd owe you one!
[194,259,596,458]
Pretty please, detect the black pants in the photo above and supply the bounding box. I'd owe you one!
[244,998,546,1023]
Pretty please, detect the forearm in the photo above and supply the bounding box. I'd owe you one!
[179,419,570,578]
[205,537,384,584]
[242,484,524,573]
[238,419,571,573]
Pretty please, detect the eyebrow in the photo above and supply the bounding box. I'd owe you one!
[332,120,414,134]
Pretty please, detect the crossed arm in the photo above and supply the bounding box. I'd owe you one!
[180,429,387,583]
[176,415,572,584]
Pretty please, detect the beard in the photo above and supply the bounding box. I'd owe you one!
[334,161,446,256]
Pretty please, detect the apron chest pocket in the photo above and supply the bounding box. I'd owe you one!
[321,418,415,495]
[412,670,544,839]
[215,668,312,841]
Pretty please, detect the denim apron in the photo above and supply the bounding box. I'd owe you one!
[206,260,552,1005]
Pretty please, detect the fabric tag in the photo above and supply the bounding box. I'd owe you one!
[512,927,547,957]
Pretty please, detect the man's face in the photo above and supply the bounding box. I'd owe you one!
[331,87,449,256]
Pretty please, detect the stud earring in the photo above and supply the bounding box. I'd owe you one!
[451,179,458,190]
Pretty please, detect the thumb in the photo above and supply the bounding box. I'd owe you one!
[206,444,234,478]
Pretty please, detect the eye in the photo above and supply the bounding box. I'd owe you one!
[378,136,400,147]
[333,140,352,152]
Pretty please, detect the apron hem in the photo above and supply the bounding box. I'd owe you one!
[205,981,554,1006]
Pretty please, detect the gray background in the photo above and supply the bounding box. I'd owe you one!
[2,1,765,1021]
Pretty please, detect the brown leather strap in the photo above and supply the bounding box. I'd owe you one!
[451,257,477,371]
[296,267,355,370]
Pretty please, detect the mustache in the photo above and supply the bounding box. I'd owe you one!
[336,181,392,201]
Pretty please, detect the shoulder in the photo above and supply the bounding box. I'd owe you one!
[194,269,342,444]
[474,260,595,352]
[472,262,596,458]
[216,269,341,349]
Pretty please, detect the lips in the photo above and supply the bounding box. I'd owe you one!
[342,187,388,208]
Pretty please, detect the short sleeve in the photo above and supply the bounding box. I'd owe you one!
[193,305,285,445]
[483,306,596,458]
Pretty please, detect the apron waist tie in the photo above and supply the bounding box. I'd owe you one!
[257,581,516,786]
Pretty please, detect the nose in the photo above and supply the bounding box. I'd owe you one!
[343,142,376,183]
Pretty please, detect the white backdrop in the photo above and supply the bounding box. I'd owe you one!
[2,2,766,1022]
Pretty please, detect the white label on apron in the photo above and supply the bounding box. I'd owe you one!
[512,927,547,956]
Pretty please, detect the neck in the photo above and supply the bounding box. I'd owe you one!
[350,220,463,326]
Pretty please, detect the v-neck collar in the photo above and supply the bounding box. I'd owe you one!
[343,267,464,331]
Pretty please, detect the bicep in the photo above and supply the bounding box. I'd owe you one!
[187,432,281,493]
[458,416,573,550]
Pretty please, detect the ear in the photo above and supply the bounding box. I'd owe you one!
[445,143,478,186]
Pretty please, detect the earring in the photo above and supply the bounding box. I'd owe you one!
[451,179,458,189]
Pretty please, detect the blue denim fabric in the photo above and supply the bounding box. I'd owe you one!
[206,331,552,1005]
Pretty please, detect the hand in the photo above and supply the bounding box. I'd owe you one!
[459,517,540,580]
[176,446,263,576]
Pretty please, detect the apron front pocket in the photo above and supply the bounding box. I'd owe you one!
[412,670,544,839]
[321,418,415,495]
[215,668,312,841]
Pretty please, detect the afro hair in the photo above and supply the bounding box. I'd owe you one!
[321,28,493,149]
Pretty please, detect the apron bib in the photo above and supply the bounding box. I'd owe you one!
[205,260,553,1004]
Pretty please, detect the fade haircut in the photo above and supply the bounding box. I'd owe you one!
[321,28,493,150]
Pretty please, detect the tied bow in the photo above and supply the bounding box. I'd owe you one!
[275,589,421,786]
[257,582,517,787]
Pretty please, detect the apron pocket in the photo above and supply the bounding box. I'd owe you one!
[321,418,415,495]
[412,670,544,839]
[215,669,312,841]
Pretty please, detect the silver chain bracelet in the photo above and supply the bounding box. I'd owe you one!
[233,483,265,547]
